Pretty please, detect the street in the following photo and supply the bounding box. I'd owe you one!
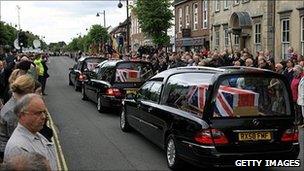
[45,56,303,170]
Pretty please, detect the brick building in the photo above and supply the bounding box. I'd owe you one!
[174,0,209,52]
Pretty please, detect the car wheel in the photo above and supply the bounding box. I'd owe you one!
[120,108,132,132]
[74,80,80,91]
[69,75,73,86]
[82,85,88,101]
[97,95,105,113]
[166,135,184,170]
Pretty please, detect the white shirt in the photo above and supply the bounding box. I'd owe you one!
[4,123,58,170]
[297,77,304,106]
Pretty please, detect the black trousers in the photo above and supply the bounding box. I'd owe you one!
[38,76,47,94]
[294,102,303,125]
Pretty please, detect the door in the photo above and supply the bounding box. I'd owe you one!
[127,81,154,132]
[138,81,165,146]
[208,74,297,154]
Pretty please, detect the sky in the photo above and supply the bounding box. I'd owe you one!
[0,0,129,44]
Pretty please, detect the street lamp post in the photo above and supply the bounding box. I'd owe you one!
[118,0,130,54]
[96,10,106,28]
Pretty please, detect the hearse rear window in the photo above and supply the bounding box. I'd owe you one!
[115,62,153,83]
[165,73,214,117]
[213,75,291,117]
[84,58,104,71]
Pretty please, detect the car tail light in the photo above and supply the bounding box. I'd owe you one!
[106,88,121,97]
[281,128,298,142]
[79,74,87,81]
[194,129,229,145]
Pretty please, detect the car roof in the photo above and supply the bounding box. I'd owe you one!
[151,66,278,81]
[78,56,105,62]
[97,59,152,67]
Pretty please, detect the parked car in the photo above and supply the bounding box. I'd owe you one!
[120,66,300,169]
[82,60,154,112]
[69,56,106,91]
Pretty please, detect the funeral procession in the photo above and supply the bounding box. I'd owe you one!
[0,0,304,170]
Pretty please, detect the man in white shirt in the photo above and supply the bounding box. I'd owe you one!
[4,94,58,170]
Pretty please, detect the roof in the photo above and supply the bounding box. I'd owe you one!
[173,0,187,6]
[78,56,105,62]
[97,59,152,67]
[110,17,131,34]
[151,66,278,81]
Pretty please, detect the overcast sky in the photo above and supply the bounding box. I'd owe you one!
[1,1,128,44]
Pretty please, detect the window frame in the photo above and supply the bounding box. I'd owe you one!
[215,27,220,49]
[215,0,220,12]
[254,23,262,52]
[234,0,240,6]
[301,16,304,56]
[224,27,229,47]
[193,3,198,30]
[281,19,290,59]
[224,0,229,10]
[185,5,190,29]
[178,8,183,33]
[202,0,208,29]
[137,81,162,103]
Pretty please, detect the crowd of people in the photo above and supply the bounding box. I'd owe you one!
[0,45,303,169]
[119,46,304,126]
[0,51,55,170]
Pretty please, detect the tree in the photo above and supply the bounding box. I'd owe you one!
[87,25,109,45]
[133,0,173,48]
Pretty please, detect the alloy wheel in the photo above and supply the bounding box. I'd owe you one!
[167,138,176,167]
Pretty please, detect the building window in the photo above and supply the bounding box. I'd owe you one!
[281,19,290,59]
[234,0,240,5]
[301,16,304,55]
[215,27,220,49]
[178,8,183,32]
[224,27,229,47]
[193,3,198,30]
[224,0,229,10]
[185,6,190,29]
[254,23,262,52]
[234,35,240,46]
[203,0,208,29]
[215,0,220,12]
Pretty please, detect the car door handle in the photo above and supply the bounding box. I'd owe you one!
[147,107,153,113]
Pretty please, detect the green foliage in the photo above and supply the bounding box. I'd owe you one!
[66,24,109,53]
[0,21,47,51]
[0,21,17,48]
[87,25,109,45]
[133,0,173,47]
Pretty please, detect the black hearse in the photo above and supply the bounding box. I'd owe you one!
[82,60,154,112]
[120,66,300,169]
[68,56,106,91]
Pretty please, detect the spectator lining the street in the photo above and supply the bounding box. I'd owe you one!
[0,75,35,160]
[4,93,58,170]
[1,152,51,171]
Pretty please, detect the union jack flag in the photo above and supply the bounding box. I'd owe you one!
[116,69,140,82]
[187,84,259,117]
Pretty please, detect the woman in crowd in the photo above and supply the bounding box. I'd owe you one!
[0,75,35,160]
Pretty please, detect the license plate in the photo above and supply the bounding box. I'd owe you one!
[126,88,137,94]
[127,90,136,94]
[238,132,272,141]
